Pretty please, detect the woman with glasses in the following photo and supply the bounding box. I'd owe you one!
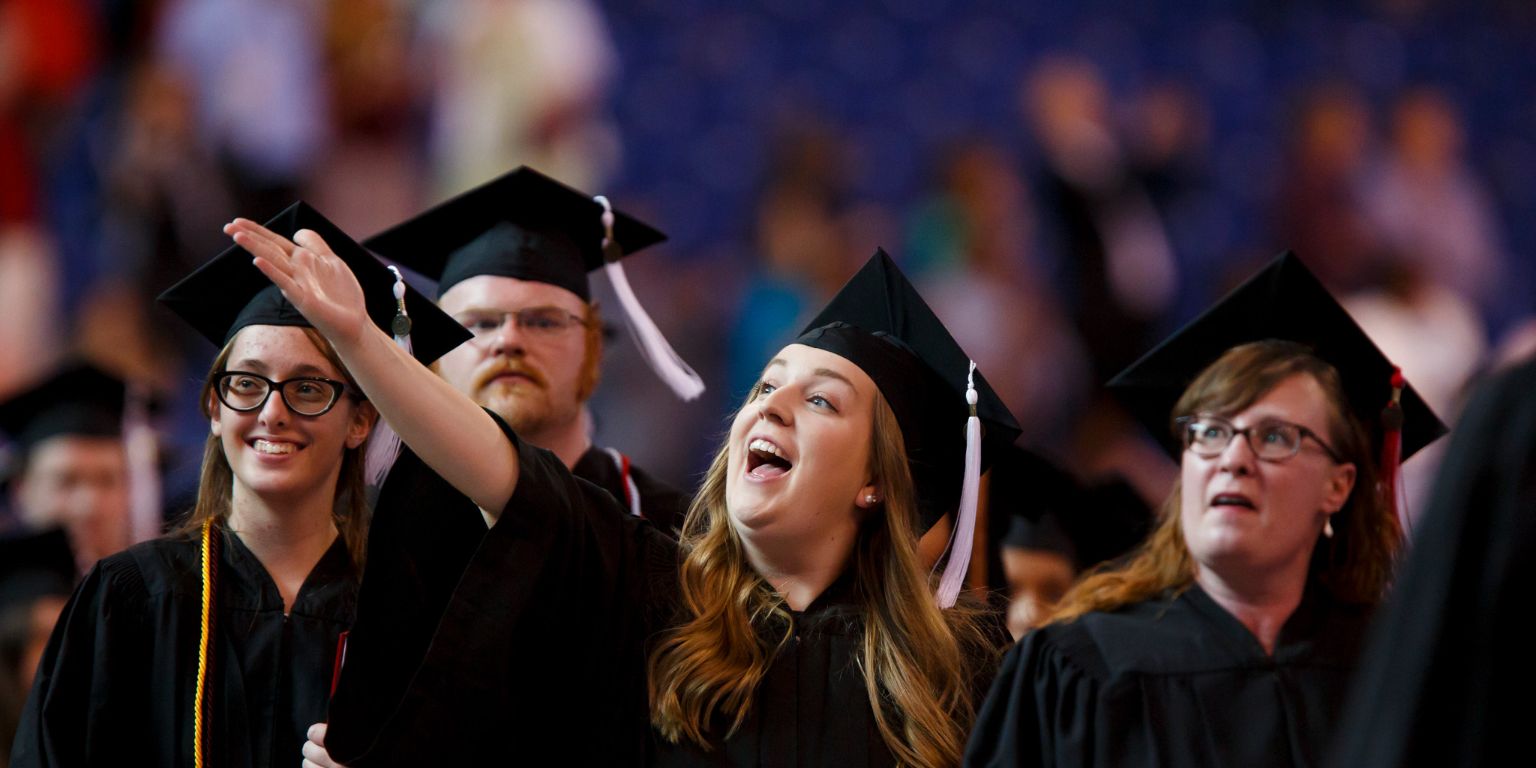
[11,203,468,768]
[966,253,1446,768]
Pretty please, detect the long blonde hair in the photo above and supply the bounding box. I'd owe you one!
[176,327,373,568]
[648,386,994,767]
[1052,340,1399,623]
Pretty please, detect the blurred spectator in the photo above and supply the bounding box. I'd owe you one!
[418,0,620,195]
[1344,263,1486,530]
[1274,83,1381,293]
[0,530,74,767]
[906,138,1090,445]
[1021,55,1178,382]
[157,0,328,215]
[1362,87,1506,317]
[727,121,857,399]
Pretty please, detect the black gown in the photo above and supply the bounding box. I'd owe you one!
[1327,358,1536,768]
[10,528,356,767]
[965,584,1372,768]
[326,415,979,766]
[572,445,692,535]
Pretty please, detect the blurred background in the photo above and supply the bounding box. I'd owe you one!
[3,0,1534,523]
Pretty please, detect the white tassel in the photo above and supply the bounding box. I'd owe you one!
[364,267,412,487]
[123,384,162,543]
[593,195,705,401]
[936,361,981,609]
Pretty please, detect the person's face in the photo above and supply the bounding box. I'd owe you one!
[1002,548,1077,640]
[210,326,373,506]
[434,275,594,441]
[14,435,130,563]
[725,344,880,550]
[1179,373,1356,580]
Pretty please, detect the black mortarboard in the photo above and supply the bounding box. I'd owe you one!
[991,444,1152,572]
[0,362,127,453]
[0,528,77,614]
[795,249,1022,529]
[362,166,666,302]
[156,202,470,365]
[1109,251,1446,462]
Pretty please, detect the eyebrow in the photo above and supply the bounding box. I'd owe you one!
[760,359,859,393]
[229,360,337,379]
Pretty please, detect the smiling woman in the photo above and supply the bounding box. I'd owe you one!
[9,202,469,768]
[965,253,1447,768]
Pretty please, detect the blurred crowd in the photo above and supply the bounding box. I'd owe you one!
[2,0,1534,612]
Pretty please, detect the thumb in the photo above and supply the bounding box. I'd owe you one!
[293,228,334,257]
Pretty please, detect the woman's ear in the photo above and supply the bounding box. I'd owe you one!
[347,402,379,449]
[1323,461,1357,513]
[209,393,222,437]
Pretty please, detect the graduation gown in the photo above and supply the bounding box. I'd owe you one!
[11,528,356,767]
[965,584,1372,768]
[572,445,691,535]
[327,414,978,766]
[1327,358,1536,768]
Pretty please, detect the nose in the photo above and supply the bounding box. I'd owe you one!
[756,385,793,427]
[257,385,292,427]
[489,314,526,357]
[1216,429,1257,475]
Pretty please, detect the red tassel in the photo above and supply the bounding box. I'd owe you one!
[1379,367,1406,517]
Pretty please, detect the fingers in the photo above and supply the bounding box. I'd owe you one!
[301,723,347,768]
[292,228,336,258]
[308,723,328,745]
[224,219,297,257]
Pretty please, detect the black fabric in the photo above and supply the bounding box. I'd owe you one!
[0,529,76,613]
[1327,358,1536,768]
[156,201,469,366]
[571,445,691,537]
[326,413,667,766]
[1107,251,1445,461]
[362,166,666,300]
[965,584,1372,768]
[11,529,356,767]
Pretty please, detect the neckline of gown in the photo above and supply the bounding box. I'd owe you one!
[220,527,355,617]
[1180,580,1338,663]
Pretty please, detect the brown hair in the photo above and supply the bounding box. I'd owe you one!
[648,386,994,767]
[176,327,374,568]
[1051,340,1399,623]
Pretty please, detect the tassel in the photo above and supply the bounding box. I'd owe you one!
[936,361,981,609]
[123,383,163,543]
[593,195,705,401]
[363,266,413,487]
[1379,367,1406,522]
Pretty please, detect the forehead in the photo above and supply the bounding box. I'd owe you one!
[226,325,341,377]
[438,274,587,315]
[766,344,877,393]
[1225,373,1334,432]
[27,434,126,470]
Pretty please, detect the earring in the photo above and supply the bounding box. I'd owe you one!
[1323,519,1334,538]
[865,494,879,505]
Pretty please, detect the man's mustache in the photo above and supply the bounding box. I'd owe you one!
[474,360,548,391]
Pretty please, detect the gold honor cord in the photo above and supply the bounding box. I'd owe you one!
[194,519,218,767]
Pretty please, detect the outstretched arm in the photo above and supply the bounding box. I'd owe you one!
[226,219,518,519]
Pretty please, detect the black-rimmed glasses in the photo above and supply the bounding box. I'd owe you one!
[1177,415,1345,463]
[214,372,350,417]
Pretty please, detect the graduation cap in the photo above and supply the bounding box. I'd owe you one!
[0,363,128,453]
[0,527,78,615]
[991,445,1152,572]
[157,201,471,367]
[795,249,1022,607]
[363,166,704,400]
[1108,252,1447,508]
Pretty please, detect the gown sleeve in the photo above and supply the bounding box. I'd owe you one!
[964,625,1105,768]
[10,557,151,767]
[326,410,674,765]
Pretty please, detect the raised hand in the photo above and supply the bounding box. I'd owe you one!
[224,219,371,349]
